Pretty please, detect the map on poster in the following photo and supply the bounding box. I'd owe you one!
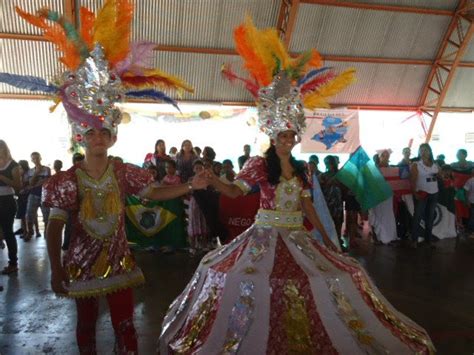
[301,109,359,153]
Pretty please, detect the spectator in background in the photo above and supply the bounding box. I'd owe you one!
[14,160,30,237]
[25,152,51,240]
[436,154,446,167]
[308,154,322,178]
[194,146,202,159]
[410,143,439,249]
[143,139,172,182]
[0,140,21,274]
[237,144,251,170]
[162,160,181,186]
[319,155,344,245]
[53,160,63,174]
[213,161,222,177]
[398,147,412,166]
[169,146,178,158]
[451,149,474,171]
[72,152,85,166]
[220,159,236,184]
[175,140,198,183]
[463,168,474,237]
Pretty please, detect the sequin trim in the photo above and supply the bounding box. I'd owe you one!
[233,179,252,195]
[254,209,303,229]
[313,242,436,354]
[49,207,68,223]
[161,271,201,338]
[67,268,144,298]
[221,280,255,354]
[327,277,388,353]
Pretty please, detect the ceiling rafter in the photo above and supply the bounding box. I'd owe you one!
[300,0,455,16]
[417,0,473,142]
[4,34,473,68]
[1,93,471,113]
[276,0,300,46]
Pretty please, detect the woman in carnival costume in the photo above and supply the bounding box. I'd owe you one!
[0,1,204,354]
[159,18,435,354]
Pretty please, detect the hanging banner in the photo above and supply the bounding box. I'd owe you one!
[301,109,359,153]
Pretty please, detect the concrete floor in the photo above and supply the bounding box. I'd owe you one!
[1,228,474,354]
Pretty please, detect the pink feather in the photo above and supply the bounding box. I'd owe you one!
[221,64,259,98]
[115,41,156,75]
[300,71,337,95]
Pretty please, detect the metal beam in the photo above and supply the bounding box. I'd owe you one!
[276,0,300,46]
[2,34,474,68]
[424,23,473,142]
[301,0,454,16]
[417,0,473,142]
[1,94,472,113]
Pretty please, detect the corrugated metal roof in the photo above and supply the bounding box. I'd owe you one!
[0,0,472,110]
[324,61,430,106]
[151,52,252,102]
[290,4,451,60]
[1,0,64,34]
[80,0,281,49]
[0,39,62,94]
[343,0,458,11]
[443,68,474,107]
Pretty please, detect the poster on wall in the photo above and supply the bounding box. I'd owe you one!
[301,109,360,153]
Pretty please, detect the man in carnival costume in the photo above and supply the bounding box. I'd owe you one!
[0,1,203,353]
[159,18,435,354]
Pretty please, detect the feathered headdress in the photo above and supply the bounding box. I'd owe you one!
[222,17,355,140]
[0,0,193,143]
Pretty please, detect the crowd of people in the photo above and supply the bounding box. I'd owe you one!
[2,138,473,276]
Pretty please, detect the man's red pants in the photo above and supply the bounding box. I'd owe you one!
[75,288,138,354]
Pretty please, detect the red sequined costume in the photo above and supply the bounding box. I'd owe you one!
[159,156,435,354]
[43,160,154,353]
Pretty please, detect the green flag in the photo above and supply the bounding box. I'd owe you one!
[125,195,187,249]
[335,147,393,210]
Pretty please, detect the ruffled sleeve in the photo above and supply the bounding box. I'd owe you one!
[122,163,155,196]
[234,156,267,194]
[42,171,78,222]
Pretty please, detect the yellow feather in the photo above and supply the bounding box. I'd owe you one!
[261,29,291,70]
[92,0,133,66]
[244,17,275,77]
[303,68,356,110]
[142,69,194,93]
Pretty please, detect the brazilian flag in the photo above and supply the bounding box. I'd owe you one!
[125,195,187,249]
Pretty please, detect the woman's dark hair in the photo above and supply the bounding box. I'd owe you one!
[418,143,434,163]
[264,145,307,186]
[179,139,196,157]
[203,146,216,161]
[154,139,165,153]
[324,155,339,171]
[18,159,29,172]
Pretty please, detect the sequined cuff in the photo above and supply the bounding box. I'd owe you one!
[137,184,153,198]
[301,189,311,198]
[234,179,252,195]
[49,208,68,223]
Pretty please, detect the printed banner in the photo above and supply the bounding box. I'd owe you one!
[301,109,359,153]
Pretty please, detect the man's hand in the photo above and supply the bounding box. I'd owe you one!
[51,266,69,296]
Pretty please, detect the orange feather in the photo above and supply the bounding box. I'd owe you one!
[234,25,272,86]
[80,7,95,50]
[16,6,80,70]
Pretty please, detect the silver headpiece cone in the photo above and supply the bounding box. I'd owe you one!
[257,72,306,141]
[60,44,124,144]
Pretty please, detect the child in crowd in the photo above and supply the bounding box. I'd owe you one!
[187,160,210,254]
[162,160,182,186]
